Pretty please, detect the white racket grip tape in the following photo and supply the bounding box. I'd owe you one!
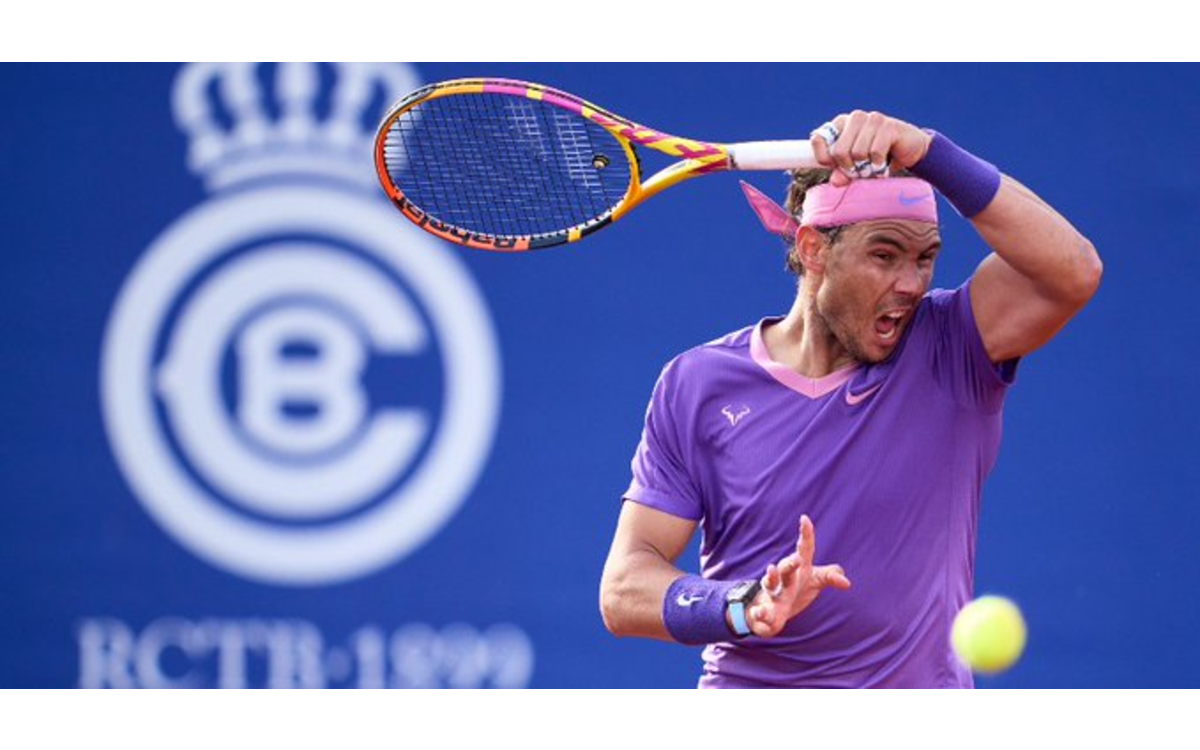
[727,140,819,171]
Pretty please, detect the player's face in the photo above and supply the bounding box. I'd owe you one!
[815,220,942,364]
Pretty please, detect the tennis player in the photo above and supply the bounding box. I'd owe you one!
[599,111,1102,688]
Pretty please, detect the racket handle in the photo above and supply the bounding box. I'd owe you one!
[728,140,819,171]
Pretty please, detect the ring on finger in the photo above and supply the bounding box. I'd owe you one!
[853,159,872,175]
[810,122,840,149]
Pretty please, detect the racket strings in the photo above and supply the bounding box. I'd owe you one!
[383,93,632,238]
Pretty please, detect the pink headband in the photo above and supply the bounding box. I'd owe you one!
[740,177,939,240]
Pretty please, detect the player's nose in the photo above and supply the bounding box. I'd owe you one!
[894,261,924,296]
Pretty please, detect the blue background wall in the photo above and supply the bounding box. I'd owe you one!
[1,63,1197,687]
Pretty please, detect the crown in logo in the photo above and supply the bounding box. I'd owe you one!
[173,62,420,193]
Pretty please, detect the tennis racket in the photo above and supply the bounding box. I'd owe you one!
[374,78,820,251]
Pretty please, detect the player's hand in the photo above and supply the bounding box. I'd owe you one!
[746,515,851,639]
[810,110,933,187]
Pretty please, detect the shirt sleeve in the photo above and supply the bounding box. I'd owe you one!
[924,279,1020,414]
[622,357,704,521]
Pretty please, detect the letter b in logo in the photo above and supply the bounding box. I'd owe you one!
[154,244,433,520]
[238,305,370,457]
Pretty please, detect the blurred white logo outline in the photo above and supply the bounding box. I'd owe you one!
[101,63,501,586]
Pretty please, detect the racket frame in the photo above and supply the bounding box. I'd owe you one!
[374,78,813,251]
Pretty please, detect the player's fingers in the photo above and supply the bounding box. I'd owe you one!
[779,559,804,595]
[776,553,799,577]
[797,514,816,567]
[866,117,896,176]
[811,130,834,167]
[815,564,852,590]
[750,614,775,638]
[848,111,886,162]
[811,115,848,168]
[830,111,866,175]
[761,563,781,597]
[750,602,777,636]
[843,111,889,179]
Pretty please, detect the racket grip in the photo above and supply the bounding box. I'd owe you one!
[728,140,820,171]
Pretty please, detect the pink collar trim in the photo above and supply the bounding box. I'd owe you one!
[750,319,860,399]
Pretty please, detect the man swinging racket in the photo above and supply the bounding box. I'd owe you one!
[599,110,1102,688]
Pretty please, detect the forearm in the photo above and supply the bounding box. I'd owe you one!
[970,175,1102,304]
[600,548,688,642]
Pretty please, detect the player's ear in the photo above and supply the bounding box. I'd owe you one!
[795,226,829,275]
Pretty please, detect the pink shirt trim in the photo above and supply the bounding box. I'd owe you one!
[753,316,859,398]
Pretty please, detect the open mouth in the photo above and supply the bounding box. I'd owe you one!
[874,311,907,343]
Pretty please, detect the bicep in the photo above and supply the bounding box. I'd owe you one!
[970,252,1081,363]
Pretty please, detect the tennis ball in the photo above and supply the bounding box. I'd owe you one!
[951,595,1027,675]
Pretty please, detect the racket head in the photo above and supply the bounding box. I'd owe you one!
[374,79,730,251]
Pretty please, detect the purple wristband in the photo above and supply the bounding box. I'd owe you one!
[909,130,1002,219]
[663,575,738,645]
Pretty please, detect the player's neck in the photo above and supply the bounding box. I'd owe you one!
[764,281,858,378]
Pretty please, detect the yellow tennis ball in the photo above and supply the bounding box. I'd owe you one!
[951,595,1027,675]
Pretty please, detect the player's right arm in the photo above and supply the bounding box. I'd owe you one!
[599,501,698,642]
[608,357,848,644]
[601,505,851,643]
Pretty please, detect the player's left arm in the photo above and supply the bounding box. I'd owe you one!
[965,177,1103,363]
[812,111,1103,364]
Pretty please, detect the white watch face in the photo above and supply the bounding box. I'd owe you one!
[729,581,758,604]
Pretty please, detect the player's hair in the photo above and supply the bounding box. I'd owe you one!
[784,168,838,276]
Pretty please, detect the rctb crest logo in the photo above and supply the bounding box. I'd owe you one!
[101,63,501,586]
